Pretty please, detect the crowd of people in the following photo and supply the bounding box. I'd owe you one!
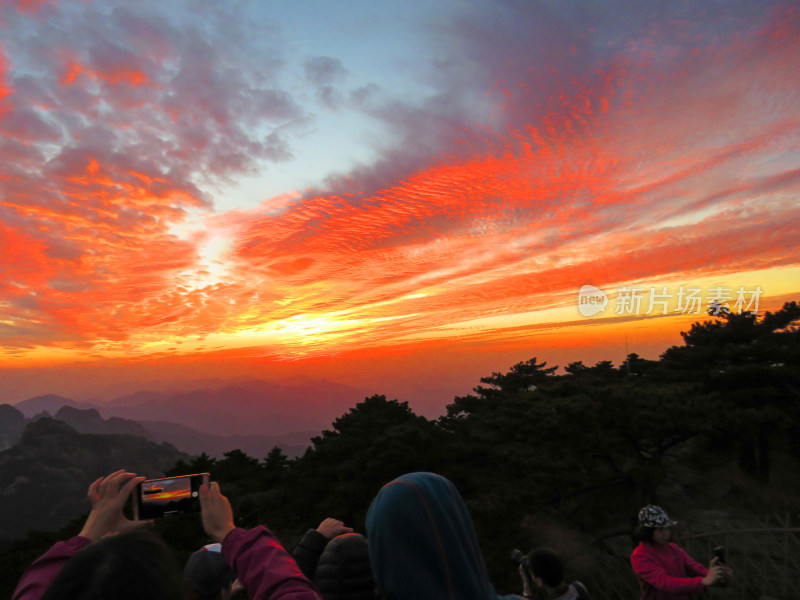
[12,469,733,600]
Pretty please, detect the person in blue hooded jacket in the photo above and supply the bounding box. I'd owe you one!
[365,472,523,600]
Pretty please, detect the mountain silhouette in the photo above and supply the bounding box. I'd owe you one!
[137,419,312,459]
[96,378,371,437]
[0,404,26,450]
[0,418,187,543]
[54,406,152,437]
[13,394,99,419]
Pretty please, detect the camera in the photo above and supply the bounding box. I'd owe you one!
[132,473,210,520]
[511,549,530,570]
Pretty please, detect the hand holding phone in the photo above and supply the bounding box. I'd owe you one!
[80,470,149,541]
[132,473,210,520]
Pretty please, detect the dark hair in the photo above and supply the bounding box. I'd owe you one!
[41,530,185,600]
[634,524,656,543]
[527,548,563,589]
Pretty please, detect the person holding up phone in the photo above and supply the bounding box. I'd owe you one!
[12,469,321,600]
[198,480,322,600]
[630,505,733,600]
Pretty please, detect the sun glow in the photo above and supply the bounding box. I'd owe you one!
[168,216,237,291]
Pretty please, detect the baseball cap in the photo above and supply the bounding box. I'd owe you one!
[184,543,235,599]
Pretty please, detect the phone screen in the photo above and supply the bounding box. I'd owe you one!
[133,473,209,520]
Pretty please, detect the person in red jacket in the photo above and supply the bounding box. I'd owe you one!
[630,505,732,600]
[12,469,320,600]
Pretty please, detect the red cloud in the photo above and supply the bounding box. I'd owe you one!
[0,51,12,119]
[11,0,52,14]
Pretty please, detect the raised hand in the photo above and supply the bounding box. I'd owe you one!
[199,481,236,543]
[315,518,353,540]
[710,556,734,585]
[79,470,149,542]
[702,560,726,587]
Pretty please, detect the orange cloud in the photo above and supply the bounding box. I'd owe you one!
[60,59,151,87]
[0,222,55,295]
[0,151,209,351]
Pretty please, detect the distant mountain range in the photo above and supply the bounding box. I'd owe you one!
[0,376,373,543]
[54,405,152,437]
[13,377,371,437]
[11,394,97,418]
[6,375,373,459]
[0,417,188,542]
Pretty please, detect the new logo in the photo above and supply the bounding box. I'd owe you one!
[577,284,608,317]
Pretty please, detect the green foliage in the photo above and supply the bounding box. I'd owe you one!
[215,449,261,482]
[164,452,217,477]
[290,395,444,529]
[661,302,800,481]
[263,446,289,472]
[446,357,557,418]
[474,357,558,397]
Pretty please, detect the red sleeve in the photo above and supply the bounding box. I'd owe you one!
[674,544,709,578]
[12,536,92,600]
[222,527,321,600]
[631,544,706,595]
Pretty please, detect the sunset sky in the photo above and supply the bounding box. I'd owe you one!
[1,0,799,414]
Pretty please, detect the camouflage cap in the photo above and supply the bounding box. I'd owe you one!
[638,505,677,528]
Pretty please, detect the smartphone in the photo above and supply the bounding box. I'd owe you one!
[713,546,726,564]
[132,473,210,520]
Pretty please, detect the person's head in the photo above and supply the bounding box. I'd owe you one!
[366,472,498,600]
[636,505,677,546]
[527,548,564,591]
[314,533,377,600]
[184,543,236,600]
[41,530,184,600]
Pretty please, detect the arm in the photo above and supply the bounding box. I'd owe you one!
[676,545,729,587]
[201,482,320,600]
[291,529,329,579]
[292,518,353,579]
[12,537,91,600]
[12,470,148,600]
[224,527,321,600]
[518,564,532,598]
[631,547,706,595]
[675,545,708,578]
